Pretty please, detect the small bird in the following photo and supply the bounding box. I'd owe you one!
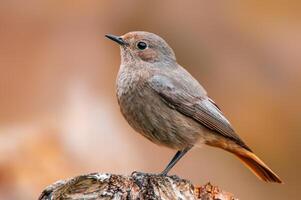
[105,31,282,183]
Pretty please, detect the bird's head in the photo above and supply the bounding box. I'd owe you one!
[105,31,176,64]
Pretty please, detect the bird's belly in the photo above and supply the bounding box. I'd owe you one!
[118,89,205,150]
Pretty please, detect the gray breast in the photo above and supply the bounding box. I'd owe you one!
[116,69,202,149]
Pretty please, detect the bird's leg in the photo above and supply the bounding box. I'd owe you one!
[160,146,192,176]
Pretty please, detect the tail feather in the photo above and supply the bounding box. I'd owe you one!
[236,151,282,183]
[207,140,282,183]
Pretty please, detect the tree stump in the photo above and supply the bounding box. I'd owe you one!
[38,172,237,200]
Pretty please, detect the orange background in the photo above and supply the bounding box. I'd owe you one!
[0,1,300,199]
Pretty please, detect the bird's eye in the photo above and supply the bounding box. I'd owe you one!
[137,41,147,50]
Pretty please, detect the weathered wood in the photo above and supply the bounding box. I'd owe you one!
[39,172,237,200]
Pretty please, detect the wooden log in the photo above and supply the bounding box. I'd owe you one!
[39,172,237,200]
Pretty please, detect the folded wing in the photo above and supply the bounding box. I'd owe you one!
[148,74,251,151]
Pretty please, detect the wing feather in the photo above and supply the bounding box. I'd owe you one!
[148,74,251,150]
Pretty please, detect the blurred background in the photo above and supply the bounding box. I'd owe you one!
[0,0,300,199]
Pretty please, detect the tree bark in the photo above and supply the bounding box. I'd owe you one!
[38,172,237,200]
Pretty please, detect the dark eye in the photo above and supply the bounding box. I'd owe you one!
[137,41,147,50]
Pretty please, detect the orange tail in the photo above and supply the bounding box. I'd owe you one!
[207,141,282,183]
[235,150,282,183]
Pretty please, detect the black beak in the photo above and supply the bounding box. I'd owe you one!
[105,34,128,46]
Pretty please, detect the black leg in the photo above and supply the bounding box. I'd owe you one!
[160,146,192,176]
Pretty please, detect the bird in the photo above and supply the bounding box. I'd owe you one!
[105,31,282,183]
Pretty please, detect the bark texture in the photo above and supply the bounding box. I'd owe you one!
[39,172,237,200]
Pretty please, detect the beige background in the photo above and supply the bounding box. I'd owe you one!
[0,1,300,199]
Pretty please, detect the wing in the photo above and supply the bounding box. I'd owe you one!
[148,74,250,150]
